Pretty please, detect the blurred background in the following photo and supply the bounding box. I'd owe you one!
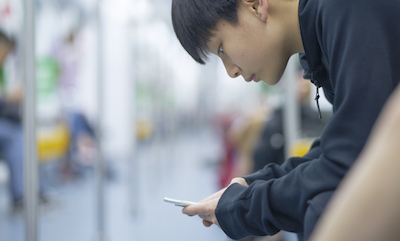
[0,0,332,240]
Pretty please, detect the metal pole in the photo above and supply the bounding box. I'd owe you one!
[283,55,300,159]
[95,0,106,240]
[23,0,38,240]
[127,20,139,216]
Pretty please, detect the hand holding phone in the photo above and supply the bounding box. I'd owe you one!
[164,197,197,207]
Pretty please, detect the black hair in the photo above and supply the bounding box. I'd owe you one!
[171,0,239,64]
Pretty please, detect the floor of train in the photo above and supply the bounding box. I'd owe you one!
[0,126,297,241]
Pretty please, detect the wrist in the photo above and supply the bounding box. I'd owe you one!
[230,177,249,187]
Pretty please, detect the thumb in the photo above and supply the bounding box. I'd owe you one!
[203,219,213,227]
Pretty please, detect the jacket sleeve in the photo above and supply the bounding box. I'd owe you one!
[243,138,322,184]
[214,0,400,239]
[215,150,343,238]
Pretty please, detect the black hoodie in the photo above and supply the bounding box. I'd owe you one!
[215,0,400,239]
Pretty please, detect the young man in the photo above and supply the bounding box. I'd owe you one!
[171,0,400,240]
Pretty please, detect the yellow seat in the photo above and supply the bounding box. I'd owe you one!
[37,123,70,163]
[290,139,313,157]
[136,119,154,141]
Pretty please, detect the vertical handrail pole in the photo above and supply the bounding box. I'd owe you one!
[95,0,106,240]
[283,55,300,159]
[127,20,139,216]
[23,0,38,240]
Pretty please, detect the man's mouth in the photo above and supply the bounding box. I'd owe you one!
[245,74,260,82]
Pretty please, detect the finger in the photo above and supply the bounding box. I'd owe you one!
[182,202,208,216]
[203,219,213,227]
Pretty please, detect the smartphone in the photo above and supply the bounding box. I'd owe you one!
[164,197,197,207]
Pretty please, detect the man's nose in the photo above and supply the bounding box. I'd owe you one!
[223,59,241,78]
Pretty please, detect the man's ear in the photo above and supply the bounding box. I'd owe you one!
[243,0,268,22]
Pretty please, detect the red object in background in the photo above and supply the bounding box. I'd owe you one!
[215,113,237,189]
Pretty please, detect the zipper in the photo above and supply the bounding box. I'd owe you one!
[310,78,322,119]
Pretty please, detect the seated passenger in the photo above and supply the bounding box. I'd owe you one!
[0,30,49,211]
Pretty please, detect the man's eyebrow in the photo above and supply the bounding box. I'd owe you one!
[205,35,221,55]
[205,43,219,56]
[204,41,215,54]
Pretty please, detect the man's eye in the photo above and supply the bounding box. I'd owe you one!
[218,46,224,54]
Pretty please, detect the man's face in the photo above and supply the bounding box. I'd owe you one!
[206,2,290,85]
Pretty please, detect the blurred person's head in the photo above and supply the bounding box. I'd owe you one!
[0,30,15,66]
